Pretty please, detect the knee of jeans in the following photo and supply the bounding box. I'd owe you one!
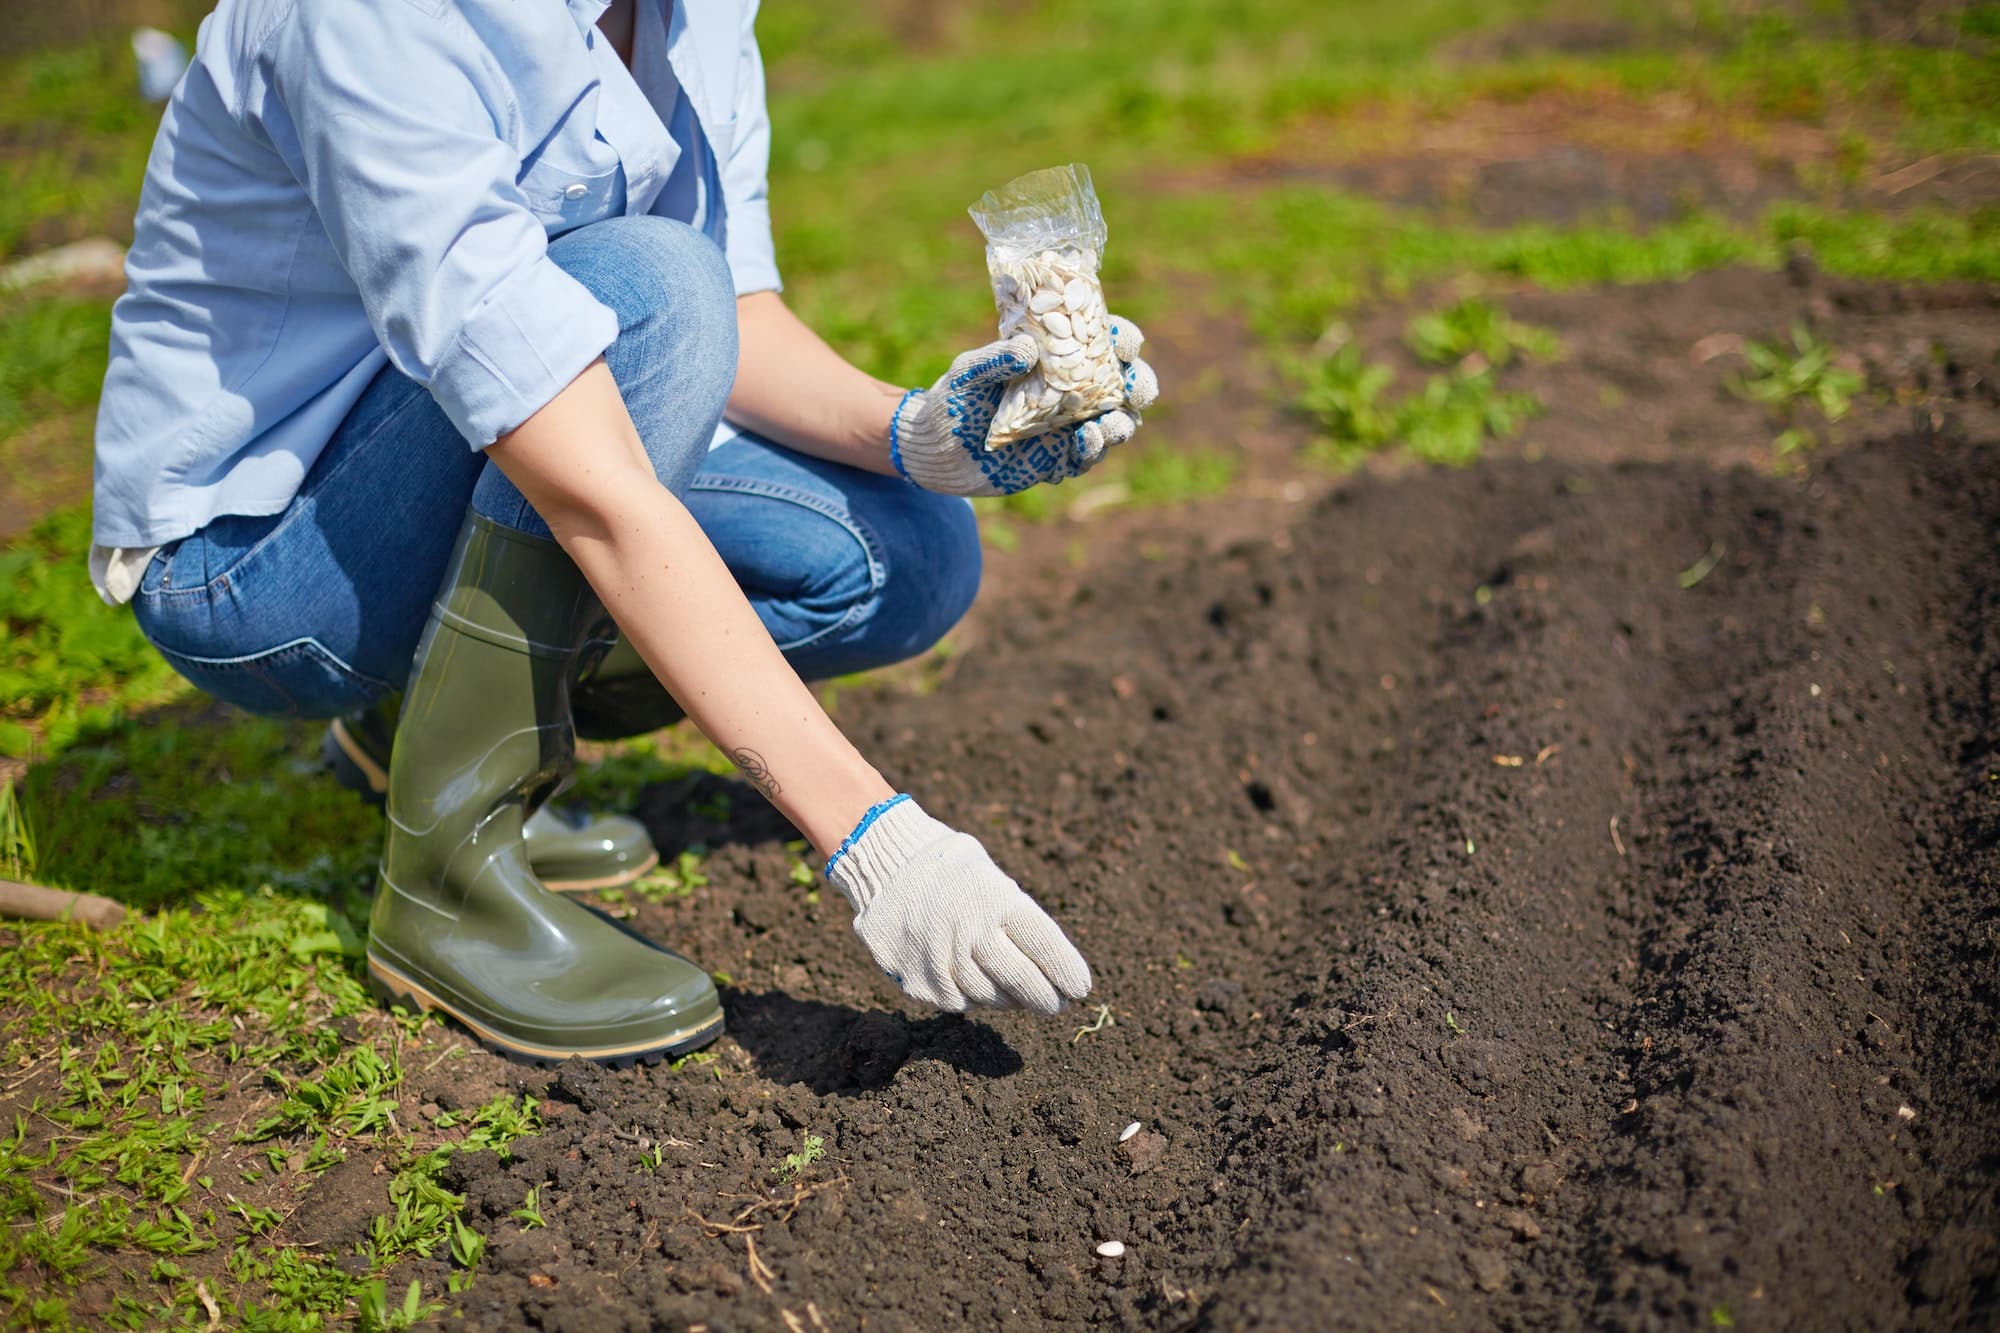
[875,491,982,653]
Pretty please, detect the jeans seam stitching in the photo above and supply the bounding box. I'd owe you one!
[151,635,396,692]
[687,474,888,590]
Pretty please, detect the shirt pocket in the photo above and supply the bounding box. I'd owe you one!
[517,155,626,237]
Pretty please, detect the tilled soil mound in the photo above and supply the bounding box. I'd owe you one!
[435,432,1999,1331]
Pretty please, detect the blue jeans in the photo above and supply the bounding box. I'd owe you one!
[132,217,981,725]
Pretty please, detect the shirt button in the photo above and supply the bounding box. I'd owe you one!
[563,183,589,200]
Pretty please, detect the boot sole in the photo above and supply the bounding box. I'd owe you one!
[327,723,661,894]
[366,953,724,1068]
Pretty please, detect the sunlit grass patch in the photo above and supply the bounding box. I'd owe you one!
[0,40,161,260]
[0,295,112,438]
[1137,189,2000,346]
[1,508,185,761]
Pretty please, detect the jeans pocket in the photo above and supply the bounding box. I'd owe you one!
[150,637,392,720]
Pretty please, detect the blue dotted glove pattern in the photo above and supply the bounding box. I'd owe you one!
[937,349,1103,497]
[892,322,1153,498]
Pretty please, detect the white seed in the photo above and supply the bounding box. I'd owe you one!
[1119,1121,1142,1142]
[1044,335,1081,356]
[1096,1240,1126,1258]
[1063,277,1093,309]
[1028,289,1063,315]
[1040,310,1073,338]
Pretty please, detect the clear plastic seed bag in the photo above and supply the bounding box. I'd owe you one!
[969,165,1126,448]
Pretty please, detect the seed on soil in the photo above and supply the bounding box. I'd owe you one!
[1119,1130,1169,1175]
[1120,1121,1143,1142]
[1096,1240,1126,1258]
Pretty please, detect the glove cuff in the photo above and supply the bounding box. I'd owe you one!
[825,795,951,910]
[888,389,925,483]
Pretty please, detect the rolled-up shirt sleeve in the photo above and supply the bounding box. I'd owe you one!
[719,2,781,296]
[261,3,618,448]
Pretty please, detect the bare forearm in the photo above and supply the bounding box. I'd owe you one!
[561,490,891,852]
[726,290,904,472]
[486,361,894,854]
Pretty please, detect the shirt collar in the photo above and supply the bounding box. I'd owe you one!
[566,0,612,38]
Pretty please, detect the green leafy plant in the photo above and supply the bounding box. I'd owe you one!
[671,1048,721,1077]
[1398,369,1540,468]
[773,1133,826,1183]
[1298,344,1399,465]
[512,1186,546,1229]
[633,849,709,905]
[447,1216,486,1293]
[1728,323,1866,447]
[1406,297,1560,367]
[1301,350,1538,470]
[356,1277,438,1333]
[443,1093,543,1159]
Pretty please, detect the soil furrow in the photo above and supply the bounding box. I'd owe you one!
[433,437,1999,1332]
[1564,441,1994,1330]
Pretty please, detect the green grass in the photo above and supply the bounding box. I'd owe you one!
[757,0,1997,383]
[0,41,162,260]
[0,508,185,759]
[1140,190,2000,347]
[0,297,112,438]
[0,878,395,1326]
[973,440,1242,535]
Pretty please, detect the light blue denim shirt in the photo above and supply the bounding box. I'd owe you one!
[92,0,778,551]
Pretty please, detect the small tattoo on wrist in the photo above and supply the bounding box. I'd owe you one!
[730,747,781,800]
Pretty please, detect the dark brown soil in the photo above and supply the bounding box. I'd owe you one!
[386,417,2000,1330]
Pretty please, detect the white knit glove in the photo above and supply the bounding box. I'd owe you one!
[825,796,1092,1014]
[889,318,1159,497]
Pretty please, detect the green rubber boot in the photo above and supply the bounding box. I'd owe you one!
[571,634,686,741]
[324,700,660,891]
[365,512,723,1064]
